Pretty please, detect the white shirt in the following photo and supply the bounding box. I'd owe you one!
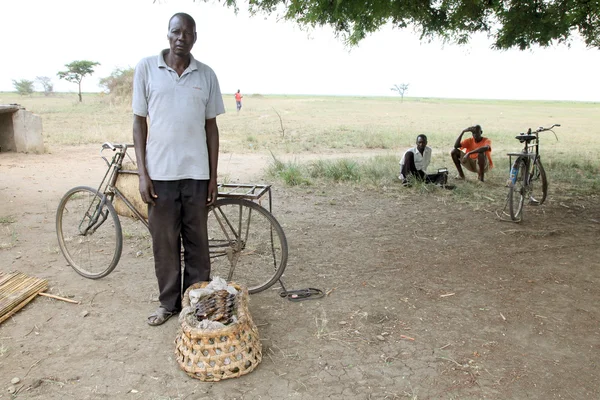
[399,146,432,180]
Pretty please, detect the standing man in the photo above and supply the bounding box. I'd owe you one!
[399,134,448,186]
[235,89,243,112]
[132,12,225,326]
[450,124,493,182]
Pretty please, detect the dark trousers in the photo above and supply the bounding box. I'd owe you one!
[148,180,210,312]
[401,152,447,184]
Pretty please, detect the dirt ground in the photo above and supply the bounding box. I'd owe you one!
[0,145,599,400]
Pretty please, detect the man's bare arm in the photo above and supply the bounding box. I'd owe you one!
[454,131,467,149]
[132,115,156,205]
[465,145,490,155]
[205,117,220,206]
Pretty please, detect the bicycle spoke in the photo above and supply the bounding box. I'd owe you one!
[207,199,288,293]
[57,187,122,279]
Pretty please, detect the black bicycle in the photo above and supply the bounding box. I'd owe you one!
[505,124,560,222]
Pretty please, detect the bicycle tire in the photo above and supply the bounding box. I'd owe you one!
[207,198,288,294]
[529,157,548,205]
[508,158,527,221]
[56,186,123,279]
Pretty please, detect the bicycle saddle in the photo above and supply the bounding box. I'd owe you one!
[515,134,537,143]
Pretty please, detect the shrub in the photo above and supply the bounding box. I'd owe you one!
[99,67,134,99]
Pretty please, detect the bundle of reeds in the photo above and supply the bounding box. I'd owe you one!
[0,272,48,324]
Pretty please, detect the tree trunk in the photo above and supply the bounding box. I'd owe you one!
[78,81,82,102]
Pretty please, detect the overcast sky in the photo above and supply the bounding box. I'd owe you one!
[2,0,599,101]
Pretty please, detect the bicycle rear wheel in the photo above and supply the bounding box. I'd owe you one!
[529,157,548,205]
[207,198,288,294]
[56,186,123,279]
[508,158,527,221]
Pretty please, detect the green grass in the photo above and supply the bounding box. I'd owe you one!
[0,216,16,224]
[308,159,361,182]
[267,155,311,186]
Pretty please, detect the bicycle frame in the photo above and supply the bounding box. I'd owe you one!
[507,129,539,187]
[87,143,277,242]
[77,143,148,234]
[503,124,559,221]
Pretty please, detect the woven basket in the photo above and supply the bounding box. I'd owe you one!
[113,162,148,220]
[175,282,262,381]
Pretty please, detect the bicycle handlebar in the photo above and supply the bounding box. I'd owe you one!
[517,124,560,143]
[533,124,561,134]
[100,143,134,167]
[101,142,133,151]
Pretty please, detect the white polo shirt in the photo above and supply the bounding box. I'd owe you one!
[132,50,225,181]
[399,146,432,180]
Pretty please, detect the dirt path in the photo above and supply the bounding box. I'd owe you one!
[0,146,599,399]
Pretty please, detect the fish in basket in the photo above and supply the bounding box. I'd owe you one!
[175,280,262,381]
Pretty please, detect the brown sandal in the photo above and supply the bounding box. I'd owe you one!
[147,307,177,326]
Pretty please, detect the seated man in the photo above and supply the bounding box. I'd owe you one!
[450,124,493,182]
[399,134,448,186]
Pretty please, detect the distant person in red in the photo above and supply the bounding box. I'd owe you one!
[235,89,243,112]
[450,124,493,182]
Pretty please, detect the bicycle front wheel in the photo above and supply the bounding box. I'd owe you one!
[56,186,123,279]
[508,158,527,221]
[208,198,288,294]
[529,157,548,205]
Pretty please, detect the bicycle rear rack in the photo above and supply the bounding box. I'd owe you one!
[216,183,273,213]
[216,183,270,200]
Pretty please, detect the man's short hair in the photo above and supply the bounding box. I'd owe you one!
[168,12,196,31]
[416,134,428,143]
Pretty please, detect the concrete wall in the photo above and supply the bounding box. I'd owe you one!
[12,109,44,153]
[0,106,44,153]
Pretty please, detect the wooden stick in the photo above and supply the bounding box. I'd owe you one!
[400,334,415,341]
[38,292,80,304]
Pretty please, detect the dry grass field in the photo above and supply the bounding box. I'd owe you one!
[3,91,598,198]
[0,92,599,399]
[3,92,599,154]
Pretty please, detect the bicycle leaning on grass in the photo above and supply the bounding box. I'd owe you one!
[55,142,288,294]
[503,124,560,222]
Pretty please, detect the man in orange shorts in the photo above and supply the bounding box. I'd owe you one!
[450,124,493,182]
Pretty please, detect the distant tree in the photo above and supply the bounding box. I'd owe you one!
[12,79,35,96]
[35,76,54,96]
[57,60,100,102]
[99,67,134,99]
[391,84,409,103]
[214,0,600,50]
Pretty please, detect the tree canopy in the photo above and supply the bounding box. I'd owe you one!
[36,76,54,96]
[12,79,34,96]
[58,60,100,102]
[219,0,600,50]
